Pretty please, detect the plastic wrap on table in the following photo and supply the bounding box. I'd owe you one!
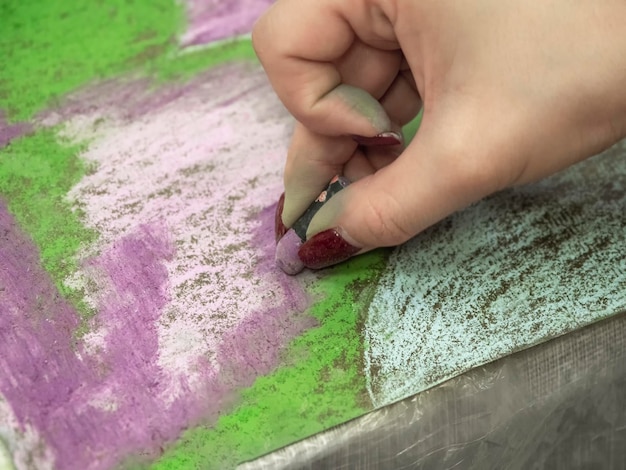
[241,312,626,469]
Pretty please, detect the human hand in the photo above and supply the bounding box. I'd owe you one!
[253,0,626,273]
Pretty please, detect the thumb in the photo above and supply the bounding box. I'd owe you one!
[298,118,504,269]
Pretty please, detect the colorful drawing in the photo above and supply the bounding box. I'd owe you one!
[1,2,625,469]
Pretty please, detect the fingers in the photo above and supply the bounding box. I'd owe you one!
[280,45,408,226]
[282,122,406,228]
[282,125,357,227]
[357,72,422,174]
[281,67,420,226]
[337,41,402,98]
[379,72,422,127]
[296,111,506,270]
[255,0,412,230]
[253,0,394,137]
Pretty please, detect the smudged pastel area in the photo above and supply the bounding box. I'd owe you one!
[150,247,389,470]
[0,198,313,470]
[0,111,32,149]
[59,63,310,385]
[0,204,171,469]
[1,0,352,469]
[0,129,98,324]
[0,377,54,470]
[35,60,384,469]
[1,1,332,464]
[0,203,209,469]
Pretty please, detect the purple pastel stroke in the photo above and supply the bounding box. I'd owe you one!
[0,205,85,413]
[217,203,316,384]
[0,111,32,149]
[0,201,313,468]
[0,202,181,469]
[38,78,194,125]
[38,64,268,127]
[181,0,274,46]
[0,202,89,465]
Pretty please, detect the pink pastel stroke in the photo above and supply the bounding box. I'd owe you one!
[181,0,274,46]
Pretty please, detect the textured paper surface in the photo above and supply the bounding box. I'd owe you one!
[1,2,625,469]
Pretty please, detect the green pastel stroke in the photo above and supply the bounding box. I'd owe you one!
[0,0,178,120]
[0,128,97,325]
[147,251,389,470]
[0,0,256,122]
[0,0,256,325]
[0,0,415,467]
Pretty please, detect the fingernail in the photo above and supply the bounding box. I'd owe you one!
[352,131,403,146]
[275,229,305,275]
[298,228,360,270]
[275,192,288,243]
[275,176,351,275]
[334,84,391,131]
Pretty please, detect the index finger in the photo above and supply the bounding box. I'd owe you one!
[252,0,392,137]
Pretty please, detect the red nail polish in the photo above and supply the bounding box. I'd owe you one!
[275,192,288,243]
[298,229,360,270]
[352,131,402,146]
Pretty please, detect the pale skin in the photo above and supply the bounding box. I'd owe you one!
[253,0,626,267]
